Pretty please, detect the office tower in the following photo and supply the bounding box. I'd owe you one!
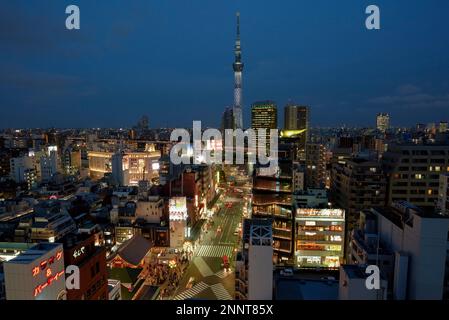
[284,104,309,160]
[376,113,390,132]
[295,208,345,268]
[330,157,386,230]
[221,106,235,131]
[439,121,448,133]
[251,101,278,154]
[348,202,449,300]
[382,144,449,209]
[235,218,273,300]
[232,12,244,129]
[438,174,449,215]
[305,143,326,188]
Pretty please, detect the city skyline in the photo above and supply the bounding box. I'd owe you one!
[1,1,449,129]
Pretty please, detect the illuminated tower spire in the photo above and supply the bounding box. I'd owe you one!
[233,12,244,129]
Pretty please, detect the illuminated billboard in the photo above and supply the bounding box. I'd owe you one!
[169,197,188,221]
[296,208,345,220]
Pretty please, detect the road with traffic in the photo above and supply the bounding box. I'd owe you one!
[172,178,249,300]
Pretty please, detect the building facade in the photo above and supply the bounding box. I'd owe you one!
[4,243,66,300]
[295,208,345,269]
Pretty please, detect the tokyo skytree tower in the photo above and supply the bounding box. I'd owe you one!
[232,12,244,129]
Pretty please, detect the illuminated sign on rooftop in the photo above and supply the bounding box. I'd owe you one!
[280,129,307,138]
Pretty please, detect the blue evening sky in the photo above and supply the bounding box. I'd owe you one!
[1,0,449,128]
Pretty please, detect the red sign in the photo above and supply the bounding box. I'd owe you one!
[31,251,63,277]
[33,270,64,297]
[31,250,65,298]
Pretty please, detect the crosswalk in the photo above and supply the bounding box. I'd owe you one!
[210,283,232,300]
[194,245,234,258]
[193,257,214,277]
[215,269,232,279]
[173,281,209,300]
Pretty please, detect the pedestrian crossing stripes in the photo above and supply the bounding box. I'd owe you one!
[210,283,232,300]
[193,257,214,277]
[215,270,232,279]
[173,281,209,300]
[194,245,234,258]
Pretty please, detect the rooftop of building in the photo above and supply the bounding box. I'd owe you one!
[368,201,449,230]
[5,242,62,264]
[341,264,385,280]
[111,234,153,266]
[274,269,339,300]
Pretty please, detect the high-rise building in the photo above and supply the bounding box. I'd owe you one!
[305,143,326,188]
[251,101,278,154]
[376,113,390,132]
[284,104,309,160]
[330,157,386,230]
[232,12,244,129]
[221,106,235,131]
[382,144,449,209]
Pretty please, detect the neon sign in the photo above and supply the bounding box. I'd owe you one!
[33,269,65,297]
[73,246,85,259]
[31,250,63,277]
